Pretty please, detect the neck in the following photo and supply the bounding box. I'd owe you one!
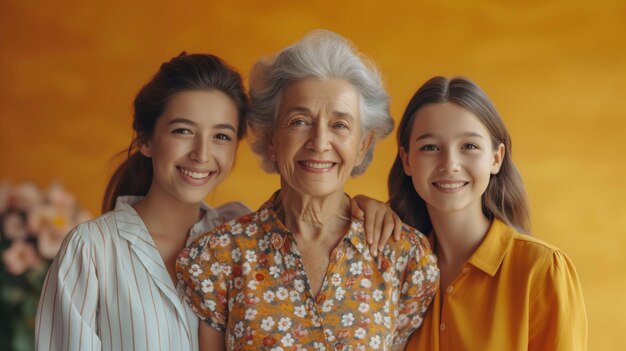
[276,183,351,243]
[133,188,202,239]
[428,205,491,268]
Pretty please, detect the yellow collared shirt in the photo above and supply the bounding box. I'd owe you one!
[407,218,587,351]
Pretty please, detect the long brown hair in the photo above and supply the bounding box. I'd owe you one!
[102,53,248,213]
[388,76,530,234]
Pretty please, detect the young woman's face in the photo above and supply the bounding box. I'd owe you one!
[400,102,504,216]
[141,90,239,205]
[269,78,371,198]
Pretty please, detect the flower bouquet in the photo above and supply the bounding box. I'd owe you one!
[0,181,91,351]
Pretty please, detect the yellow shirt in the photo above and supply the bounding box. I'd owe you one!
[407,218,587,351]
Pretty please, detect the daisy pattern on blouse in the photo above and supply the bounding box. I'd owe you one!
[177,195,439,350]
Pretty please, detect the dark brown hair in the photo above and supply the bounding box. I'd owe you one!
[388,76,530,234]
[102,53,248,213]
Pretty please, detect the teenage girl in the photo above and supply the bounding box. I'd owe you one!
[389,76,587,350]
[35,53,397,351]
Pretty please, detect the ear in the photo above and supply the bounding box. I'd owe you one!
[267,136,277,163]
[355,132,374,166]
[491,143,505,174]
[139,139,152,158]
[399,147,412,176]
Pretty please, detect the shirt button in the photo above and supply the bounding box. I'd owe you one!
[446,285,454,294]
[462,266,470,273]
[440,322,446,332]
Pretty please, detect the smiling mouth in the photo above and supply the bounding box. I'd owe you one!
[299,161,336,169]
[433,181,467,189]
[177,167,215,180]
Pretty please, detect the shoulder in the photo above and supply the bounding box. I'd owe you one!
[188,201,253,243]
[502,226,580,283]
[211,201,252,222]
[211,207,264,238]
[509,231,565,264]
[185,208,266,255]
[399,223,435,257]
[66,210,121,245]
[507,232,585,313]
[375,223,437,272]
[51,210,123,267]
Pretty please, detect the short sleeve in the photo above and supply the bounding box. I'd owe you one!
[393,227,440,345]
[529,250,587,351]
[176,229,230,332]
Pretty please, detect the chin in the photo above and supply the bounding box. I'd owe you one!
[173,191,208,205]
[429,200,475,214]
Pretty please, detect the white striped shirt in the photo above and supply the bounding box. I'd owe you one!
[35,196,250,351]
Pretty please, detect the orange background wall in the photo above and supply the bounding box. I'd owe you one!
[1,0,624,348]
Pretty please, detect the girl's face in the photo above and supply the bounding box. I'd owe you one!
[140,90,239,205]
[400,102,504,217]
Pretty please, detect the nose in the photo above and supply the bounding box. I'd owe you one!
[438,149,461,173]
[307,123,331,153]
[189,136,210,163]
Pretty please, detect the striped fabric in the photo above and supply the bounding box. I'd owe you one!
[35,196,250,351]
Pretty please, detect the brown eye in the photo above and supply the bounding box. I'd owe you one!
[214,133,232,141]
[288,119,308,127]
[420,144,439,151]
[173,128,192,135]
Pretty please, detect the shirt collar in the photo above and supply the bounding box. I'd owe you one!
[114,195,142,209]
[257,193,294,251]
[344,220,369,255]
[257,191,368,254]
[467,218,515,276]
[113,195,211,245]
[113,196,149,245]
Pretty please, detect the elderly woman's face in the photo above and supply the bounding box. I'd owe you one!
[269,78,372,198]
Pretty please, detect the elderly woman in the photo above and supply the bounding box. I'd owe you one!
[177,30,439,351]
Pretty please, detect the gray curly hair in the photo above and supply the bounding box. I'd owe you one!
[248,30,394,176]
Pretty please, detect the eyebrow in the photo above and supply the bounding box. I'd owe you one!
[167,118,196,126]
[288,106,355,120]
[213,123,237,132]
[288,106,312,115]
[415,132,485,141]
[333,111,355,120]
[167,118,237,132]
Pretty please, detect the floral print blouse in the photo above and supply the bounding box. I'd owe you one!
[177,195,439,350]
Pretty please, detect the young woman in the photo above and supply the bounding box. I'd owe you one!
[35,53,401,351]
[389,76,587,350]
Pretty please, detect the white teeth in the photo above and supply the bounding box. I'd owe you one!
[179,168,210,179]
[302,161,334,169]
[435,182,465,189]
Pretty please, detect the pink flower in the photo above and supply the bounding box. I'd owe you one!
[28,204,78,236]
[47,182,76,215]
[1,181,91,265]
[27,206,60,236]
[2,240,43,275]
[27,205,74,258]
[2,212,29,240]
[10,182,42,211]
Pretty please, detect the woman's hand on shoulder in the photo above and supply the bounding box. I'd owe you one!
[351,194,403,257]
